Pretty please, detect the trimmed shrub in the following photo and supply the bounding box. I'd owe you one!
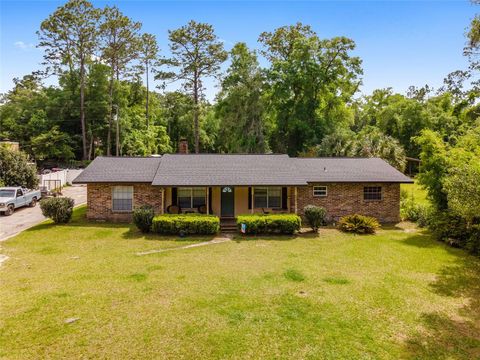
[236,214,301,235]
[152,214,220,235]
[133,206,155,233]
[40,197,75,224]
[338,214,380,234]
[304,205,326,232]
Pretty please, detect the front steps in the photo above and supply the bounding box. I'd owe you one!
[220,217,237,233]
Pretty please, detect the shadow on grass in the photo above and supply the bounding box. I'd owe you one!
[400,232,444,249]
[232,233,297,242]
[403,245,480,359]
[25,207,216,243]
[120,226,215,242]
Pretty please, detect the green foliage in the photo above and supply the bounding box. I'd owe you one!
[338,214,380,234]
[415,124,480,255]
[313,126,406,171]
[303,205,326,232]
[443,163,480,223]
[132,206,154,233]
[236,214,301,235]
[158,20,227,153]
[0,146,38,188]
[38,0,101,160]
[216,43,268,153]
[259,23,362,155]
[400,196,432,227]
[415,129,449,209]
[40,197,75,224]
[151,214,220,235]
[426,210,479,253]
[30,126,75,161]
[99,5,142,155]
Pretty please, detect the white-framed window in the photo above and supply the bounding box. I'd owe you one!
[112,186,133,212]
[364,186,382,201]
[178,188,206,208]
[254,187,282,208]
[313,186,327,197]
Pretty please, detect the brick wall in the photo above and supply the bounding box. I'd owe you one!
[292,183,400,223]
[86,183,163,222]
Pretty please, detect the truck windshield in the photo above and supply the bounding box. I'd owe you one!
[0,190,15,198]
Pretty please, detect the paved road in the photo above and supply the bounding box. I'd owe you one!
[0,185,87,241]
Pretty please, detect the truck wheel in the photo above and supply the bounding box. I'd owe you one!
[5,205,14,216]
[29,198,37,207]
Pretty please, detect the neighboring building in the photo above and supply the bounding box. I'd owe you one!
[73,149,413,223]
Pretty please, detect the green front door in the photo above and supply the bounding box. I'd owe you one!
[221,186,235,217]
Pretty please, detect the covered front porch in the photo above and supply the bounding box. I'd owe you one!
[162,186,299,218]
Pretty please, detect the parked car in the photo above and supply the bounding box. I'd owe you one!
[0,187,42,216]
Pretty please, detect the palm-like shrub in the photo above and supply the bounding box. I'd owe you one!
[338,214,380,234]
[304,205,326,232]
[311,127,406,172]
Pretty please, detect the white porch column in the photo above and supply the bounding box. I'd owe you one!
[251,187,254,214]
[161,188,165,214]
[206,187,209,214]
[294,187,298,214]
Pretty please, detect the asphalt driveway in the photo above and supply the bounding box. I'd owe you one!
[0,185,87,241]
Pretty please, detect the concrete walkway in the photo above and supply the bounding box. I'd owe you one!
[136,234,233,256]
[0,185,87,242]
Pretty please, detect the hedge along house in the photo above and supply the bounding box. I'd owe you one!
[73,150,413,224]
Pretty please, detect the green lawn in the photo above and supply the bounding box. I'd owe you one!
[401,180,430,205]
[1,207,479,359]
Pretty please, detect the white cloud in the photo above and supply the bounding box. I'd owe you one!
[219,38,234,46]
[14,41,35,50]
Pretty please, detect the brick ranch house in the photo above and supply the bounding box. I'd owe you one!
[73,149,413,224]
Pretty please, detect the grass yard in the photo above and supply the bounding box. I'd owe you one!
[401,180,430,205]
[1,207,479,359]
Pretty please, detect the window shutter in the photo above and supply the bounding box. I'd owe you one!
[282,187,288,209]
[172,187,177,206]
[208,187,213,213]
[248,187,252,209]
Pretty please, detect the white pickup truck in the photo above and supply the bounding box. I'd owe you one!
[0,187,42,216]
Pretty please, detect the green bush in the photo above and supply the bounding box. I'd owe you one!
[427,211,472,248]
[401,197,432,227]
[133,206,155,233]
[425,211,480,255]
[416,205,433,228]
[304,205,326,232]
[467,224,480,255]
[40,197,75,224]
[151,214,220,235]
[338,214,380,234]
[0,146,38,188]
[236,214,301,235]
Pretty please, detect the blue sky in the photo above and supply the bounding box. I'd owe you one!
[0,0,477,100]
